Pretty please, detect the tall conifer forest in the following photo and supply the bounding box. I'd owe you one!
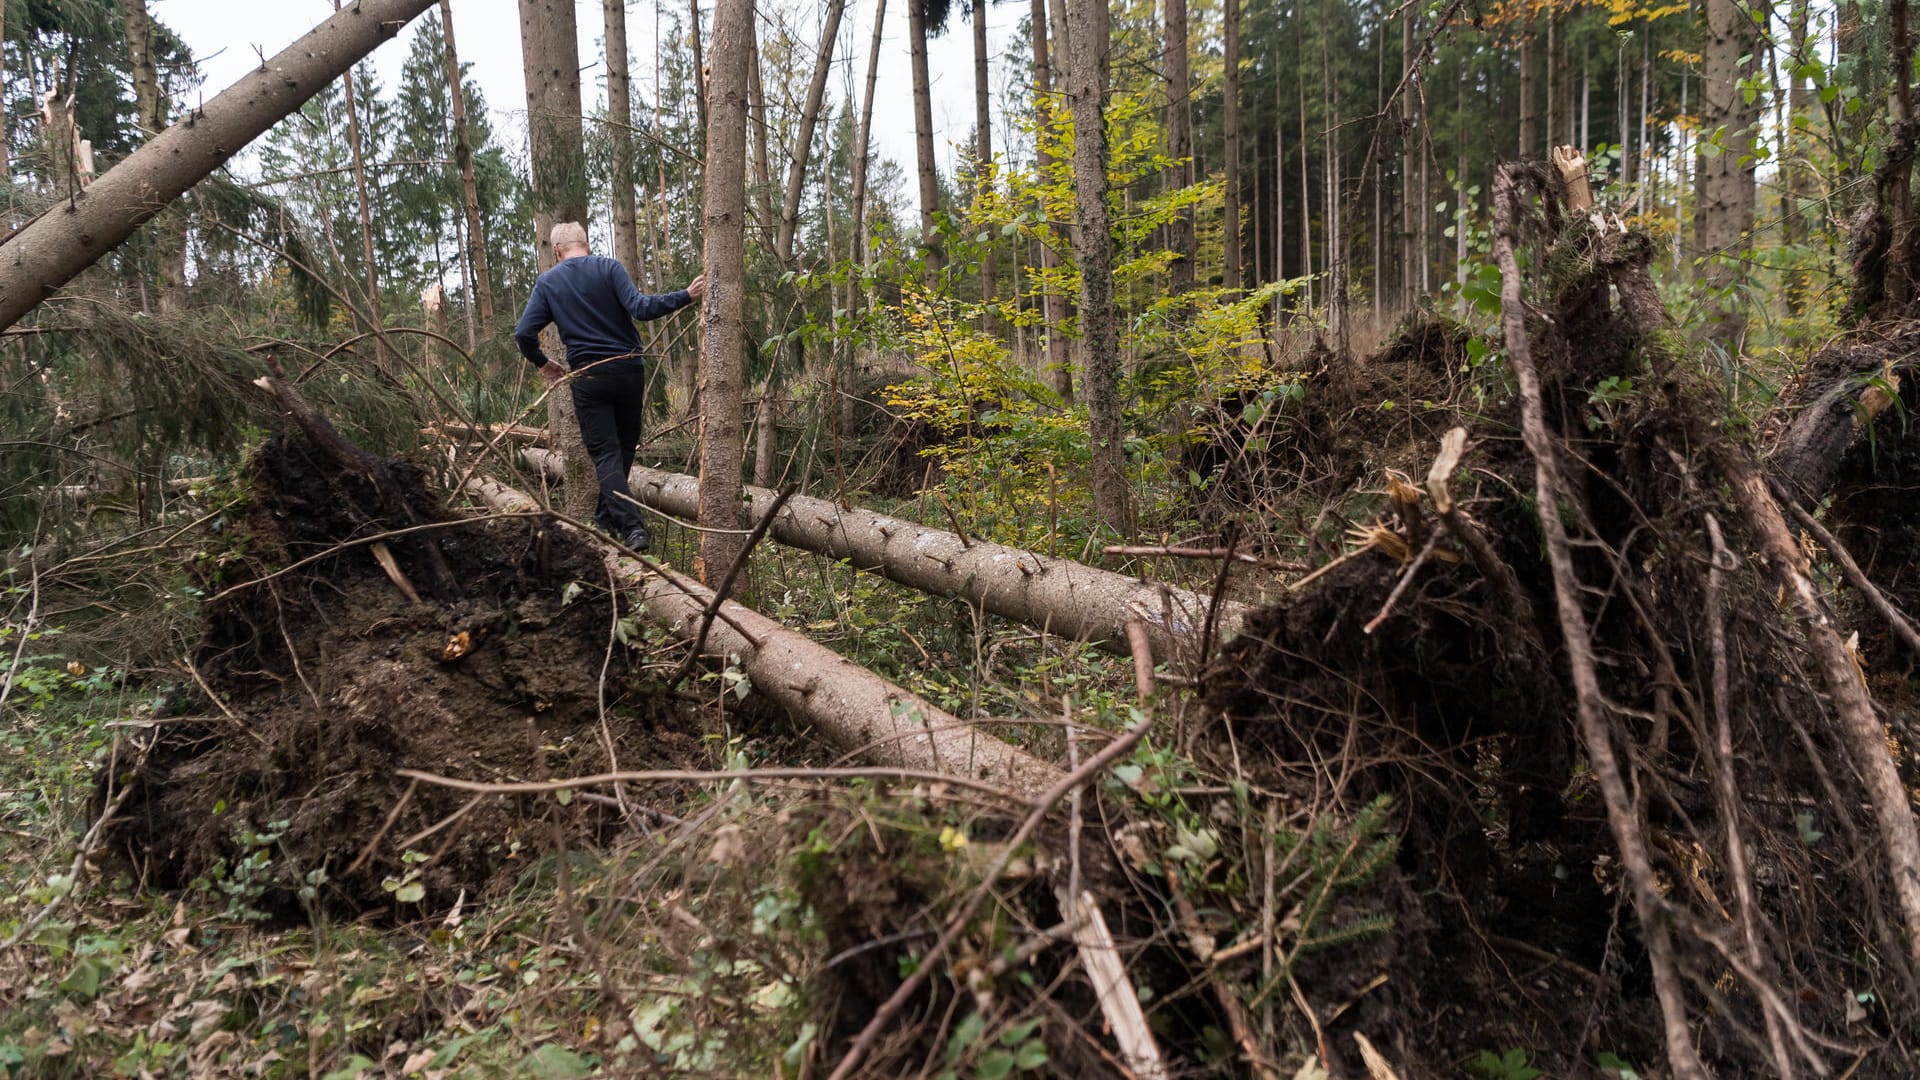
[5,0,1920,1075]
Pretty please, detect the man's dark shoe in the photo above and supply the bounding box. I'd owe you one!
[622,523,651,552]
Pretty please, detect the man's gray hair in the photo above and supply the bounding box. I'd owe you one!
[550,221,589,250]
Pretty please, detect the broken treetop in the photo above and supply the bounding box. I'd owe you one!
[513,255,693,369]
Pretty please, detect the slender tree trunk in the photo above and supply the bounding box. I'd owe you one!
[972,0,995,312]
[452,195,477,348]
[1418,110,1429,294]
[1579,43,1590,151]
[1,0,9,190]
[1274,64,1285,317]
[689,0,708,137]
[1372,19,1383,326]
[1545,15,1557,154]
[1698,0,1760,346]
[1889,0,1916,308]
[333,2,385,367]
[1519,29,1536,159]
[1321,20,1346,353]
[1222,0,1243,291]
[851,0,885,274]
[908,0,944,272]
[120,0,188,313]
[1298,44,1313,309]
[1031,0,1072,402]
[849,0,886,433]
[441,0,495,334]
[1785,0,1810,309]
[1637,31,1651,186]
[700,0,753,582]
[519,0,595,519]
[746,19,774,238]
[1047,0,1070,87]
[1400,12,1416,306]
[0,0,439,334]
[1165,0,1194,292]
[1067,0,1132,538]
[775,0,846,264]
[606,0,642,278]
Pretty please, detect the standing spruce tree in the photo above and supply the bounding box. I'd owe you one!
[519,0,596,519]
[908,0,947,272]
[1028,0,1071,402]
[440,0,495,334]
[1696,0,1759,349]
[699,0,753,581]
[118,0,187,312]
[1067,0,1131,537]
[605,0,642,280]
[1165,0,1194,294]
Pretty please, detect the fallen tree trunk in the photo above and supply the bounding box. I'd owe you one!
[520,448,1247,660]
[0,0,439,332]
[468,474,1064,797]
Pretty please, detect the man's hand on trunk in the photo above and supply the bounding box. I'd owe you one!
[541,360,568,386]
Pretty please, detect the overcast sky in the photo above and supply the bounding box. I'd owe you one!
[152,0,1018,196]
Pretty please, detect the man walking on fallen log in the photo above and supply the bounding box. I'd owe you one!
[514,222,706,552]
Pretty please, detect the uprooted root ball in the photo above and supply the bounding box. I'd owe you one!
[109,432,701,915]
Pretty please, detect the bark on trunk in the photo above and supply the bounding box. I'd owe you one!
[334,29,386,368]
[1696,0,1760,348]
[0,0,438,333]
[1519,29,1537,159]
[849,0,886,273]
[519,0,596,520]
[700,0,753,582]
[471,475,1061,795]
[119,0,188,313]
[753,391,776,485]
[1165,0,1193,293]
[908,0,945,273]
[775,0,846,265]
[1399,11,1416,307]
[1888,0,1916,308]
[972,0,995,310]
[440,0,495,334]
[0,0,8,188]
[1030,0,1072,403]
[746,20,774,238]
[1221,0,1242,291]
[849,0,885,412]
[689,0,708,137]
[523,450,1247,658]
[606,0,642,279]
[1066,0,1133,539]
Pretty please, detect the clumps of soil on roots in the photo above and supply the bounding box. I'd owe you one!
[1182,316,1470,527]
[111,427,700,915]
[1198,163,1920,1076]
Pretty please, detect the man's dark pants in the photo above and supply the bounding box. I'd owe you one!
[568,356,648,537]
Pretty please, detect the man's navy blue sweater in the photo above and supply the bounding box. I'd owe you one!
[514,255,693,369]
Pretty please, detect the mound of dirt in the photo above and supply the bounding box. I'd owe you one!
[112,430,700,915]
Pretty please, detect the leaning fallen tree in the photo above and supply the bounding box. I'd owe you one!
[469,474,1063,796]
[518,448,1247,660]
[0,0,440,332]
